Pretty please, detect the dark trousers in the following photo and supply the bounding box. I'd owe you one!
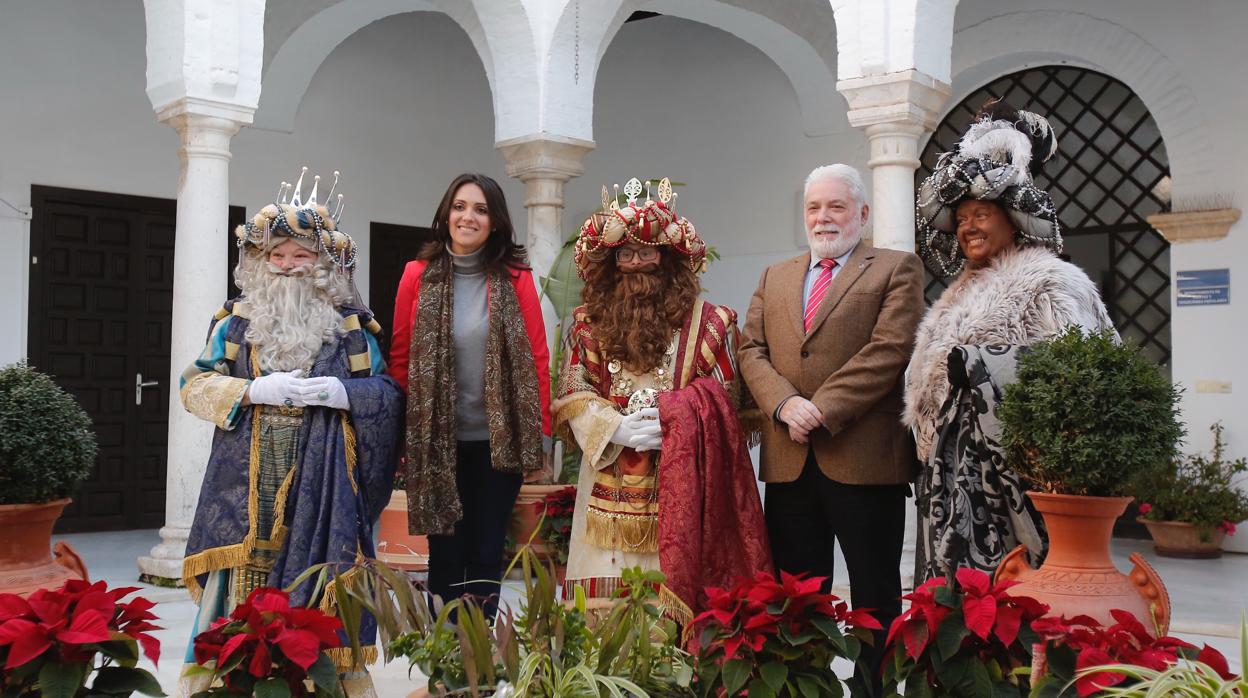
[765,451,908,695]
[427,440,522,619]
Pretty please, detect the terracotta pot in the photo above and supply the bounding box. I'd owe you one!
[406,688,431,698]
[1139,518,1226,559]
[508,484,566,558]
[377,490,429,571]
[0,499,89,596]
[996,492,1170,634]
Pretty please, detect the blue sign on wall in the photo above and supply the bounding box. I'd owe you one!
[1176,269,1230,306]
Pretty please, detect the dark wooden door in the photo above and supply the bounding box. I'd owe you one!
[29,187,177,532]
[368,222,435,357]
[29,187,244,532]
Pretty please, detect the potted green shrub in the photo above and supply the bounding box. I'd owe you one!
[995,329,1182,632]
[0,362,97,595]
[1134,422,1248,558]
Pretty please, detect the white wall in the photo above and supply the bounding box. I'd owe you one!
[0,1,513,367]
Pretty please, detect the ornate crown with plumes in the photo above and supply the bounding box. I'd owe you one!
[234,167,358,273]
[573,177,706,280]
[916,101,1063,277]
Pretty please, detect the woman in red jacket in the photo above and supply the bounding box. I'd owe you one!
[389,173,551,615]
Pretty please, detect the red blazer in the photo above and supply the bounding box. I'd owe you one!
[389,258,552,438]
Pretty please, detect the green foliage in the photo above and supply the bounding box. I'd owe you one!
[321,546,693,697]
[1134,422,1248,539]
[998,329,1183,497]
[0,362,97,505]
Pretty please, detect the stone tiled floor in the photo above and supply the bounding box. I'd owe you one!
[54,530,1247,696]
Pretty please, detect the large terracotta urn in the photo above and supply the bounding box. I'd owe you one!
[377,490,429,571]
[0,499,89,596]
[996,492,1170,633]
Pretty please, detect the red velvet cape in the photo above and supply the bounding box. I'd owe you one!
[658,377,773,622]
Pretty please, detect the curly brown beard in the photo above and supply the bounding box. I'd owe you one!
[582,251,701,372]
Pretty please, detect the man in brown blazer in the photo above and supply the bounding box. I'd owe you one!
[739,164,924,686]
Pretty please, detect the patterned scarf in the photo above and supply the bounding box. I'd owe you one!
[404,253,544,536]
[915,344,1046,582]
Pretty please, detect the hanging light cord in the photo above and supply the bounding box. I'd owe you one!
[0,196,31,220]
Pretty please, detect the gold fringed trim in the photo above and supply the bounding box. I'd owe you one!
[181,544,250,603]
[552,392,611,431]
[658,584,695,646]
[342,419,359,495]
[317,556,366,614]
[327,645,378,672]
[584,508,659,554]
[268,462,301,552]
[183,398,266,601]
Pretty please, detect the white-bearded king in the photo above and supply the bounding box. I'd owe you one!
[554,179,772,634]
[176,171,403,696]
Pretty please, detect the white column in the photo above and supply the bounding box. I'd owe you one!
[137,99,251,584]
[496,135,596,281]
[838,70,951,252]
[837,70,949,589]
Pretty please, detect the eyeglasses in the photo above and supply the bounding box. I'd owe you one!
[615,247,660,262]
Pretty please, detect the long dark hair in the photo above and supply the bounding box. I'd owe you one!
[422,173,530,273]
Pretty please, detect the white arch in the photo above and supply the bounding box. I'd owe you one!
[542,0,844,141]
[950,10,1217,197]
[252,0,504,133]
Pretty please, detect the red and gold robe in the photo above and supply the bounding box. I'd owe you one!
[553,300,768,622]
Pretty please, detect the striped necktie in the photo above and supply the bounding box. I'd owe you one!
[803,258,838,333]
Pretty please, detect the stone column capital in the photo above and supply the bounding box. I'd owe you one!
[155,96,256,130]
[496,134,596,183]
[837,69,951,133]
[156,97,254,163]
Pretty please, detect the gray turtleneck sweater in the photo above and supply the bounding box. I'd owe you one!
[449,245,489,440]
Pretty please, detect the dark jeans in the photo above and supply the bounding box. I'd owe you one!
[426,440,522,620]
[765,451,908,695]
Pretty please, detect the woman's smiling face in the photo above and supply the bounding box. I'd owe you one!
[955,199,1017,267]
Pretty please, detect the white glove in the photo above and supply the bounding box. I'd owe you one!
[247,369,305,406]
[609,408,662,452]
[293,376,351,410]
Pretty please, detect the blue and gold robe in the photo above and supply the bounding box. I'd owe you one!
[179,297,403,668]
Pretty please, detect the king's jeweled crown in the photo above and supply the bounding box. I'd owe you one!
[574,177,706,280]
[234,167,358,273]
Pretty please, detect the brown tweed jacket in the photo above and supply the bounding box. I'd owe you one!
[738,243,925,485]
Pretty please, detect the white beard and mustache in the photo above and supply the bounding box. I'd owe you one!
[808,219,865,259]
[235,258,348,373]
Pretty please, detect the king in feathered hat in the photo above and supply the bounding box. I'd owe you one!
[904,103,1118,584]
[176,168,403,696]
[553,177,772,636]
[916,99,1063,276]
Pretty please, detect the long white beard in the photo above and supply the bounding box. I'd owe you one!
[241,265,344,373]
[808,221,864,259]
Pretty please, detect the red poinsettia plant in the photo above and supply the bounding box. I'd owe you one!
[534,485,577,565]
[0,579,163,697]
[188,587,344,697]
[1029,609,1233,697]
[882,568,1050,698]
[689,570,881,697]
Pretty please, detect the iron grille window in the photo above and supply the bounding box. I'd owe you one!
[916,67,1172,368]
